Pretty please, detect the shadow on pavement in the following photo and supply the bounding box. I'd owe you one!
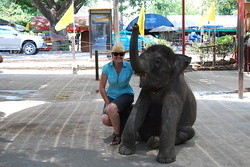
[0,145,192,167]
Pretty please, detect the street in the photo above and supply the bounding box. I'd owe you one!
[0,51,92,60]
[0,51,112,73]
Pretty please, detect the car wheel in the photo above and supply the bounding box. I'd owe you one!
[22,42,37,55]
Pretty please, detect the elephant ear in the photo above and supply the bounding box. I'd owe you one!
[173,54,192,76]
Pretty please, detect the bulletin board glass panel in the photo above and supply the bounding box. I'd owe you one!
[89,9,112,54]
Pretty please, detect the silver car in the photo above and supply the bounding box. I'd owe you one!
[0,25,46,55]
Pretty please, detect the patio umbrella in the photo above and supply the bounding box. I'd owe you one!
[149,26,177,32]
[126,14,174,31]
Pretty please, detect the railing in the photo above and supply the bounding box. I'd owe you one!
[198,44,232,67]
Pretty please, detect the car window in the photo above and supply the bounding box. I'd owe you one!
[0,28,6,35]
[0,27,18,35]
[0,27,17,35]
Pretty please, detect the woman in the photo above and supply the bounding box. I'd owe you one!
[99,43,134,145]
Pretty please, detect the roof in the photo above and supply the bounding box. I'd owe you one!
[167,15,237,29]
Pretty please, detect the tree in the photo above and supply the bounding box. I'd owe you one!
[119,0,202,21]
[200,0,237,15]
[1,0,92,50]
[119,0,237,17]
[216,0,237,15]
[0,0,40,26]
[147,0,182,15]
[29,0,91,50]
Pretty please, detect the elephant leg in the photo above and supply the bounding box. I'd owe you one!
[175,126,195,145]
[157,99,181,164]
[119,94,149,155]
[119,104,133,134]
[147,126,195,149]
[147,136,160,149]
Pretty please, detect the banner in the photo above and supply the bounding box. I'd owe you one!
[207,3,215,21]
[55,3,74,31]
[137,4,145,36]
[197,3,215,27]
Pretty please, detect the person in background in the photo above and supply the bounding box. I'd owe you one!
[232,36,238,60]
[0,55,3,63]
[99,42,134,145]
[202,31,209,43]
[189,29,200,42]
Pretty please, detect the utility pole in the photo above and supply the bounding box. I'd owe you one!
[182,0,185,55]
[237,0,245,99]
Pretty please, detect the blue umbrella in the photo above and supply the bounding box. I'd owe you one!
[126,13,174,31]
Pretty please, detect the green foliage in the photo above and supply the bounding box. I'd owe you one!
[119,0,147,18]
[0,0,40,26]
[0,0,238,27]
[216,35,234,45]
[201,0,237,15]
[119,0,218,16]
[148,0,181,15]
[216,0,237,15]
[145,0,200,15]
[0,0,91,26]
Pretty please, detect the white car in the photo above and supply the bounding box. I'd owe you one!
[0,25,46,55]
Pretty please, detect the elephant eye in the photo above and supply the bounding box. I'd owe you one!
[155,58,161,66]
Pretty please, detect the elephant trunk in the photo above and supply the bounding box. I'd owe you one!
[129,23,148,74]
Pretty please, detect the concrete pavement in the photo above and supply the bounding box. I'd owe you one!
[1,51,250,166]
[0,68,250,166]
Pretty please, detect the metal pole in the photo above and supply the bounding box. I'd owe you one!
[212,36,216,67]
[71,0,77,74]
[72,0,76,60]
[95,50,99,80]
[113,0,120,44]
[182,0,185,55]
[237,0,244,99]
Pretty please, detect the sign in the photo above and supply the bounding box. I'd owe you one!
[89,9,112,55]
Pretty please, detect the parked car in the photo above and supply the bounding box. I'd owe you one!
[0,25,46,55]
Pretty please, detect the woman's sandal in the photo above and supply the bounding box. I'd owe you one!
[110,134,121,145]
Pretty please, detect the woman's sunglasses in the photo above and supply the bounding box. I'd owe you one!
[113,52,125,56]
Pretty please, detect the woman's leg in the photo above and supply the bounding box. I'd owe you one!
[105,103,120,136]
[101,114,112,126]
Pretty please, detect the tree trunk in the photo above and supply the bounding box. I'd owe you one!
[31,0,84,51]
[50,25,70,51]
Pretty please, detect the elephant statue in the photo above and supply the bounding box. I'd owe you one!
[119,24,197,164]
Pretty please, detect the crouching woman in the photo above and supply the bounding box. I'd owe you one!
[99,43,134,145]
